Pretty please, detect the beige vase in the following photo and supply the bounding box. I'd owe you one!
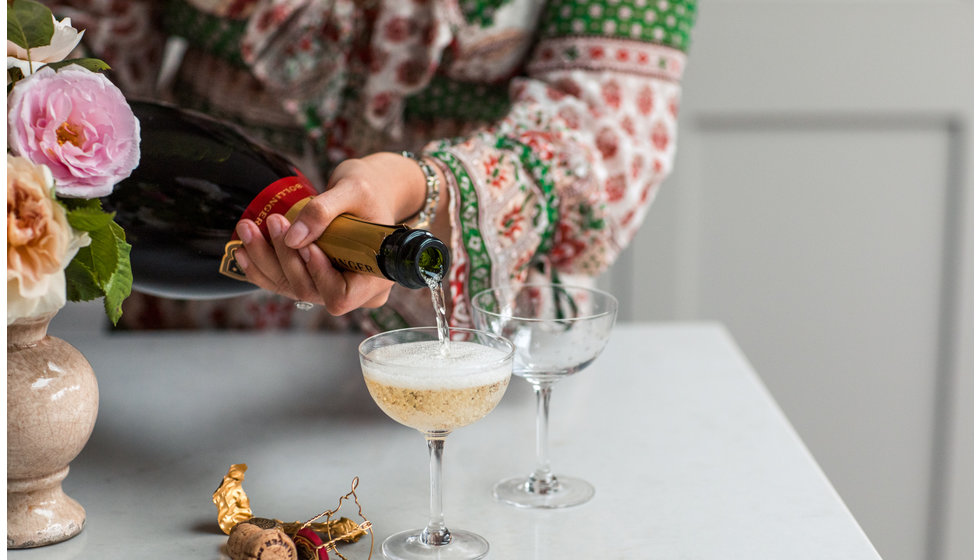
[7,312,99,548]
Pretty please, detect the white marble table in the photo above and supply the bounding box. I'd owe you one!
[10,322,882,559]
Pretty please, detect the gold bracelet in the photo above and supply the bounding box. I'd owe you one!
[401,151,440,230]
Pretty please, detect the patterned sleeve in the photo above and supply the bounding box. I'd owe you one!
[423,0,696,328]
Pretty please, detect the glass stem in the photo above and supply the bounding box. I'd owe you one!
[421,434,452,546]
[528,382,559,494]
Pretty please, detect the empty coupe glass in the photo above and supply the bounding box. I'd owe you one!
[471,283,617,508]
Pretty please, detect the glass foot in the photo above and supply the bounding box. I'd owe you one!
[493,475,595,508]
[382,528,489,560]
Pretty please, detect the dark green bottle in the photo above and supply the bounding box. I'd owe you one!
[108,100,449,299]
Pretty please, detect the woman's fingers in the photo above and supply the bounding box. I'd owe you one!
[302,243,393,314]
[267,214,322,303]
[240,213,393,313]
[234,219,291,295]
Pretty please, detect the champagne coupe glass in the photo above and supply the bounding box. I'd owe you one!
[471,283,618,508]
[359,327,515,560]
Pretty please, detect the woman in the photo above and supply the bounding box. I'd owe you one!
[53,0,697,333]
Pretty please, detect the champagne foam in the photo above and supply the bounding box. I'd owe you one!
[363,340,511,389]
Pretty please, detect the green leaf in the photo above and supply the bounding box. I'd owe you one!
[63,218,133,325]
[7,0,54,51]
[86,225,123,285]
[108,218,128,243]
[102,234,133,326]
[59,196,101,211]
[66,206,116,232]
[43,58,111,73]
[64,250,104,302]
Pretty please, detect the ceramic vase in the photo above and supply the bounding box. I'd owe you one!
[7,312,99,548]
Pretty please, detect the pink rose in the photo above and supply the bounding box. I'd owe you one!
[7,66,140,198]
[6,155,88,324]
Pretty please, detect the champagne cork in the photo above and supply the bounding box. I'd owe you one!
[227,518,297,560]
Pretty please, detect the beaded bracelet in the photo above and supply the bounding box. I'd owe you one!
[401,151,440,230]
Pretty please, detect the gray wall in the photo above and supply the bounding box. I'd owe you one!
[601,2,973,560]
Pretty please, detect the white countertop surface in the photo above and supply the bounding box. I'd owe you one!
[10,322,882,559]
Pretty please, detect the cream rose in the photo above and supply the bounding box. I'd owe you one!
[6,155,88,324]
[6,15,84,77]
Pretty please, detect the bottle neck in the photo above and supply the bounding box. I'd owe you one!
[287,200,450,288]
[378,229,450,289]
[222,181,450,288]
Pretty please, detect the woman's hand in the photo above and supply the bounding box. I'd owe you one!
[232,152,447,315]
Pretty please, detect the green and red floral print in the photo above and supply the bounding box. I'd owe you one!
[57,0,697,332]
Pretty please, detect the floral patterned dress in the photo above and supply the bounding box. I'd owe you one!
[51,0,697,333]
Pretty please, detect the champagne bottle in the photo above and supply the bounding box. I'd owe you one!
[107,101,450,300]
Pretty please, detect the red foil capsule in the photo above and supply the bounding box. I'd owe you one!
[293,527,330,560]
